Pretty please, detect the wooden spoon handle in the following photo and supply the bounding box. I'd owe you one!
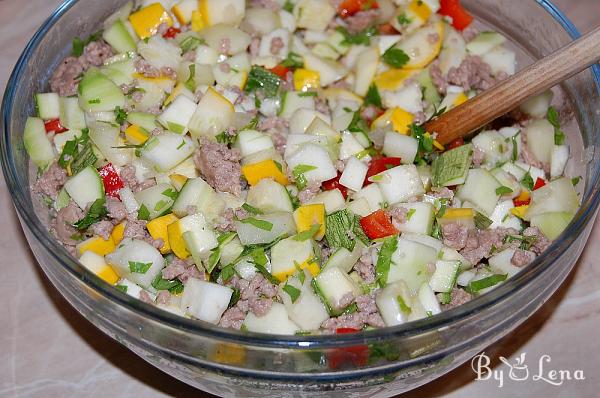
[425,26,600,145]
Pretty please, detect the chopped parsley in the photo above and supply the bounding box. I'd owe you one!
[73,197,108,230]
[161,188,179,200]
[151,274,184,294]
[382,46,410,68]
[180,36,205,53]
[58,128,97,176]
[406,208,416,221]
[128,261,153,274]
[521,172,534,190]
[184,64,196,91]
[292,164,317,190]
[364,84,382,108]
[336,26,378,46]
[495,186,513,195]
[115,284,128,293]
[375,236,398,287]
[466,273,508,294]
[239,217,274,231]
[294,224,321,241]
[283,283,301,303]
[241,203,263,215]
[397,13,412,25]
[572,176,581,186]
[281,51,304,69]
[474,211,493,230]
[114,106,127,125]
[137,204,150,220]
[72,31,102,57]
[547,106,566,145]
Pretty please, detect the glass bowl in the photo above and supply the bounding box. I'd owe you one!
[2,1,599,396]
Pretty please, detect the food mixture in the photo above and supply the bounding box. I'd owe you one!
[25,0,580,334]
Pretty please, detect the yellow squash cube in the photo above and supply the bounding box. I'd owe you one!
[129,3,174,39]
[125,124,150,145]
[147,213,179,254]
[390,107,414,135]
[77,236,116,257]
[111,222,126,245]
[79,251,120,285]
[169,173,189,191]
[294,68,320,92]
[293,204,326,240]
[172,0,198,24]
[407,0,432,21]
[511,205,530,219]
[191,10,207,32]
[241,159,289,186]
[374,69,419,91]
[167,220,190,259]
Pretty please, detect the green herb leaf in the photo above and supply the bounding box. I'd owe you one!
[184,64,196,91]
[138,204,150,221]
[72,31,102,57]
[294,261,306,284]
[114,106,127,125]
[115,284,128,293]
[73,197,108,230]
[292,164,317,191]
[215,130,237,145]
[220,264,236,282]
[375,236,398,287]
[253,260,280,285]
[406,208,416,221]
[325,209,357,251]
[161,188,179,200]
[245,66,281,97]
[347,111,368,134]
[129,261,153,274]
[228,288,241,307]
[495,186,513,195]
[521,172,534,190]
[431,144,473,187]
[283,283,301,303]
[281,51,304,68]
[382,47,410,68]
[396,295,412,313]
[335,26,378,46]
[59,128,97,175]
[282,0,295,13]
[341,302,358,315]
[467,273,508,293]
[217,231,237,246]
[571,176,581,186]
[364,84,382,108]
[474,211,493,230]
[298,91,318,97]
[207,248,221,273]
[511,134,519,161]
[239,217,273,231]
[180,36,205,53]
[242,203,263,215]
[547,106,566,145]
[294,224,321,241]
[397,13,412,25]
[151,274,184,292]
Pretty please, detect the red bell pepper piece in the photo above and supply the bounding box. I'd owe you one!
[364,157,401,186]
[379,23,399,35]
[446,137,464,150]
[338,0,379,18]
[438,0,474,31]
[44,119,68,134]
[163,27,181,39]
[322,173,349,199]
[533,177,546,191]
[513,197,531,207]
[360,209,399,240]
[99,163,125,198]
[269,64,291,79]
[327,328,369,370]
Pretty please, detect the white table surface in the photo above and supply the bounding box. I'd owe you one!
[1,1,598,397]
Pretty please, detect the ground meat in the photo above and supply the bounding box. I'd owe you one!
[242,273,278,300]
[89,220,114,240]
[193,137,242,195]
[50,56,86,97]
[106,197,127,224]
[139,290,154,304]
[271,131,287,155]
[447,55,500,92]
[335,159,346,173]
[122,214,164,250]
[249,37,260,58]
[257,116,289,133]
[270,37,284,55]
[162,257,187,280]
[413,111,427,125]
[429,60,448,95]
[344,10,380,33]
[135,57,160,78]
[319,241,334,264]
[462,26,479,42]
[431,187,455,201]
[330,80,351,90]
[360,105,379,124]
[219,301,248,329]
[251,0,281,11]
[219,274,278,327]
[156,290,172,306]
[298,181,321,204]
[460,227,519,265]
[354,247,375,283]
[219,62,231,73]
[511,249,535,267]
[33,162,67,199]
[179,263,204,284]
[280,70,294,91]
[156,23,169,37]
[321,294,385,331]
[472,146,485,166]
[441,288,472,310]
[315,97,331,116]
[183,50,197,62]
[219,38,231,54]
[520,132,549,172]
[523,227,551,255]
[214,207,249,232]
[387,206,408,230]
[81,40,113,67]
[119,165,156,193]
[160,66,177,80]
[51,201,84,246]
[442,222,469,250]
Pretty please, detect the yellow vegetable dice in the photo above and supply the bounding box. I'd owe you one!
[167,220,190,259]
[172,0,198,24]
[147,213,179,254]
[299,258,320,277]
[453,92,468,107]
[241,159,289,186]
[111,222,126,245]
[293,204,326,240]
[211,343,246,365]
[169,173,189,191]
[77,236,116,256]
[191,10,207,32]
[390,107,414,135]
[293,68,320,92]
[511,205,529,219]
[443,208,474,219]
[374,69,419,91]
[79,251,120,285]
[125,124,150,145]
[129,3,173,39]
[407,0,432,21]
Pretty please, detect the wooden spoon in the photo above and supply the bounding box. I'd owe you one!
[425,26,600,146]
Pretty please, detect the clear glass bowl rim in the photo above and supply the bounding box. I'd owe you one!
[1,0,599,349]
